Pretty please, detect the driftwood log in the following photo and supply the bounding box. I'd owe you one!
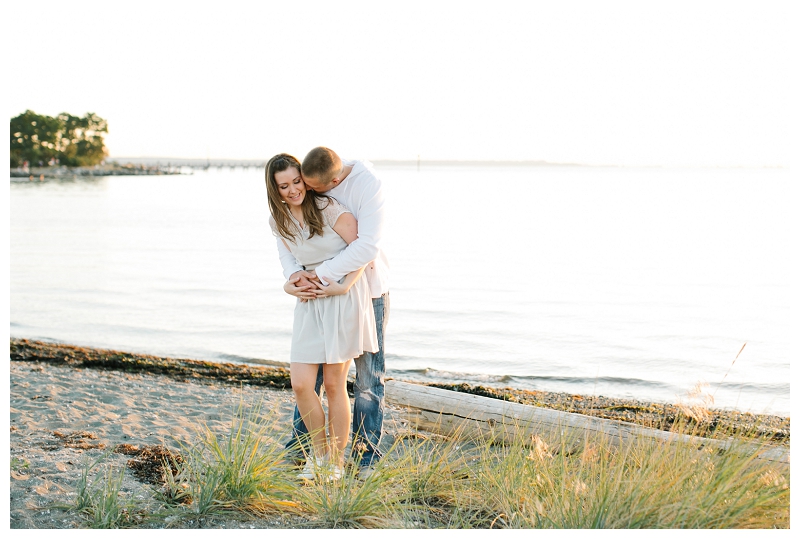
[385,380,789,465]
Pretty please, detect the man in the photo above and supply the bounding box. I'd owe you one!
[277,146,390,477]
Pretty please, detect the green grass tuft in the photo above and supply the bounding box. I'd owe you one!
[171,398,298,519]
[73,451,134,528]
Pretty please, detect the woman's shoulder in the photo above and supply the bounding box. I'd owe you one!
[314,195,345,210]
[316,196,351,226]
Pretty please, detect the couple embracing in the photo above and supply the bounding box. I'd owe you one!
[265,147,389,481]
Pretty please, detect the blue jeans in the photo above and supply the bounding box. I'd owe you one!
[285,293,389,467]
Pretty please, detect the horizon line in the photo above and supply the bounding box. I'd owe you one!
[107,156,787,169]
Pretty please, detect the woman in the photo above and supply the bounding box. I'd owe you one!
[265,153,378,481]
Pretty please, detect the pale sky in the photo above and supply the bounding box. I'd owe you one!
[5,0,792,166]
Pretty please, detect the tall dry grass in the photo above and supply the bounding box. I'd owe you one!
[170,399,299,518]
[68,399,789,529]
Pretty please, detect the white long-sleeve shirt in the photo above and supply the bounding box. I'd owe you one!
[275,159,390,298]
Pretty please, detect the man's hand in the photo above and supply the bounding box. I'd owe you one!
[284,270,322,300]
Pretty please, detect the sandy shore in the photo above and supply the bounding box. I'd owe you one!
[9,340,421,529]
[9,360,284,527]
[8,338,790,528]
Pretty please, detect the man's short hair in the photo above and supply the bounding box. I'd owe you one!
[302,147,342,185]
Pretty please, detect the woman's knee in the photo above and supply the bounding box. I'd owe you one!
[292,379,315,398]
[323,376,346,397]
[292,366,320,396]
[323,366,349,397]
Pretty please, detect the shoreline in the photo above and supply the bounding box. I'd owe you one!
[9,163,183,179]
[10,338,789,445]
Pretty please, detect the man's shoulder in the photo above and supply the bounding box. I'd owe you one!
[344,159,382,188]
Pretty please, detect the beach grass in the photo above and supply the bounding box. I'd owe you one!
[161,399,300,520]
[295,458,399,528]
[65,402,789,529]
[460,425,788,528]
[72,451,137,528]
[10,339,788,529]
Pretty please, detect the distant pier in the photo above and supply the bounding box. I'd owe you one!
[112,157,268,171]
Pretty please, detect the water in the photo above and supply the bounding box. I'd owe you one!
[9,164,790,416]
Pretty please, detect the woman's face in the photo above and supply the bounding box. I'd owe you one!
[274,166,306,207]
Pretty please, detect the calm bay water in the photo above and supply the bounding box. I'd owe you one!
[9,164,790,415]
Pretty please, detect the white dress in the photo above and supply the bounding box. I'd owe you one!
[270,197,378,364]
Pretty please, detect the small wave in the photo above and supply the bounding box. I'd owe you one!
[511,374,669,387]
[395,367,515,384]
[388,367,679,395]
[711,381,789,394]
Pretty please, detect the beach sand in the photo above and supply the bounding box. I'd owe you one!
[10,338,439,529]
[8,338,789,529]
[9,359,293,528]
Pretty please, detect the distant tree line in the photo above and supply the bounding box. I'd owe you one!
[10,110,108,168]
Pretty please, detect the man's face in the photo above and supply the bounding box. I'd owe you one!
[302,172,338,193]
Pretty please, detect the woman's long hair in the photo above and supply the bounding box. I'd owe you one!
[265,153,330,241]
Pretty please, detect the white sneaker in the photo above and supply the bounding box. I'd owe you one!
[298,456,325,481]
[358,465,376,480]
[329,465,344,481]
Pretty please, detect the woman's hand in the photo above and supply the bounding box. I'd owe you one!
[313,279,348,297]
[312,265,368,299]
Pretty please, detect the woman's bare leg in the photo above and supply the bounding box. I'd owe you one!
[291,362,328,458]
[323,360,353,466]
